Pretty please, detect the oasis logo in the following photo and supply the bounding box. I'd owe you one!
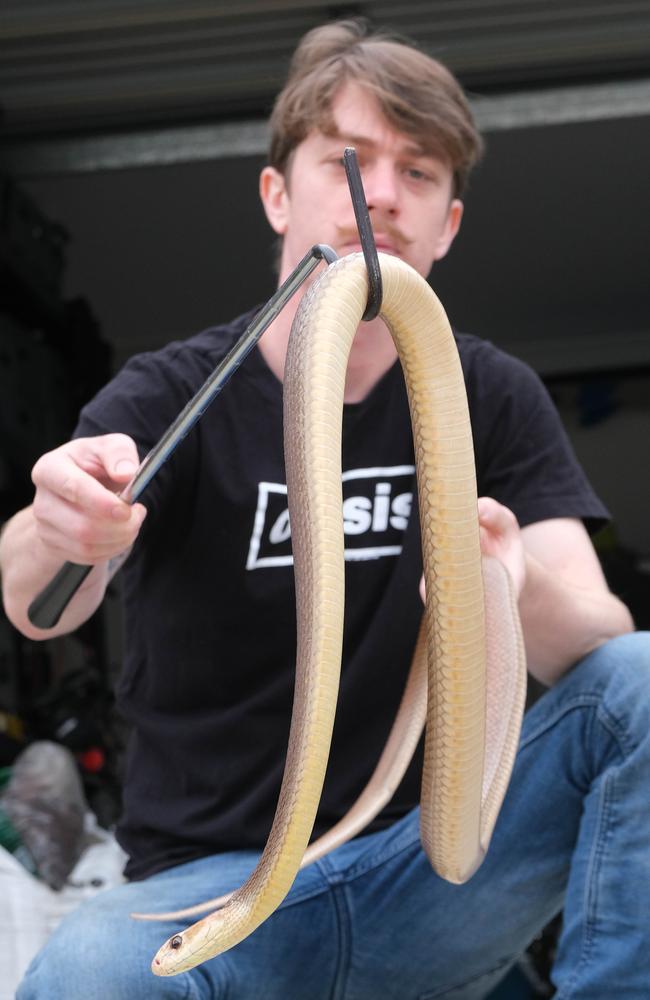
[246,465,415,570]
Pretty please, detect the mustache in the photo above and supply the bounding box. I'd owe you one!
[336,220,412,253]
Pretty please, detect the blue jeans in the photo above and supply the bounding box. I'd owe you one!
[18,633,650,999]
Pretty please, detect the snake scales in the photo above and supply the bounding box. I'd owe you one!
[146,252,527,976]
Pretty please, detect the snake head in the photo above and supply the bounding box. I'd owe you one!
[152,933,186,976]
[151,925,211,976]
[151,904,237,975]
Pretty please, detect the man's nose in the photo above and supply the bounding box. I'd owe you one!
[362,161,400,214]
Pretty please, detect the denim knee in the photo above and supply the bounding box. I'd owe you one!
[522,631,650,774]
[16,892,191,1000]
[583,628,650,688]
[585,630,650,674]
[564,631,650,750]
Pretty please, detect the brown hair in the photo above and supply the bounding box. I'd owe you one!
[269,19,483,197]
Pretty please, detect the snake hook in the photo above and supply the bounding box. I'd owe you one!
[343,146,383,322]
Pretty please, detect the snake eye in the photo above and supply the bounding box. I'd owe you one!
[170,935,183,950]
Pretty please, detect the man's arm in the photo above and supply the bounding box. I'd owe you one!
[478,498,634,686]
[518,516,633,685]
[0,434,147,641]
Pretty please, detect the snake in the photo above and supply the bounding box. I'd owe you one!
[146,252,527,976]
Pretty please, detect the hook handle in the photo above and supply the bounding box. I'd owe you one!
[27,563,93,630]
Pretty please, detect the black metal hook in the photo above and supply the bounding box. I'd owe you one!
[343,147,383,322]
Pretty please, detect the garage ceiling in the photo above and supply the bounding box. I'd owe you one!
[2,0,650,138]
[1,1,648,381]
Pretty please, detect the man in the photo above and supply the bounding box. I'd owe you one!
[2,19,648,1000]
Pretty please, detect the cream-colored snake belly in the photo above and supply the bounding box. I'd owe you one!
[148,252,527,976]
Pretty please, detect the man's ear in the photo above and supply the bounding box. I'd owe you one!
[433,198,464,261]
[259,166,289,235]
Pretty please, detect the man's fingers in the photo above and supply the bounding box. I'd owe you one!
[32,435,140,518]
[33,455,122,518]
[95,434,140,482]
[34,493,147,564]
[478,496,518,534]
[75,434,140,486]
[27,435,146,569]
[477,496,526,596]
[477,496,501,526]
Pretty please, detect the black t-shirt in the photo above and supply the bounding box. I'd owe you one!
[75,309,608,880]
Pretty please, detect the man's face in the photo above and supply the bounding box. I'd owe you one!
[261,80,463,284]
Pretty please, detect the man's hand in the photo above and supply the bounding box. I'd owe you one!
[418,496,633,684]
[30,433,147,565]
[419,496,524,604]
[1,433,148,639]
[476,496,525,597]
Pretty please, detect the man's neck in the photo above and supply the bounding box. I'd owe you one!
[257,302,398,404]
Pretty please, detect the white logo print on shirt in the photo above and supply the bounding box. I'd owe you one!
[246,465,415,570]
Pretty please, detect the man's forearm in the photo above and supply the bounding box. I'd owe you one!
[0,506,109,641]
[519,551,634,686]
